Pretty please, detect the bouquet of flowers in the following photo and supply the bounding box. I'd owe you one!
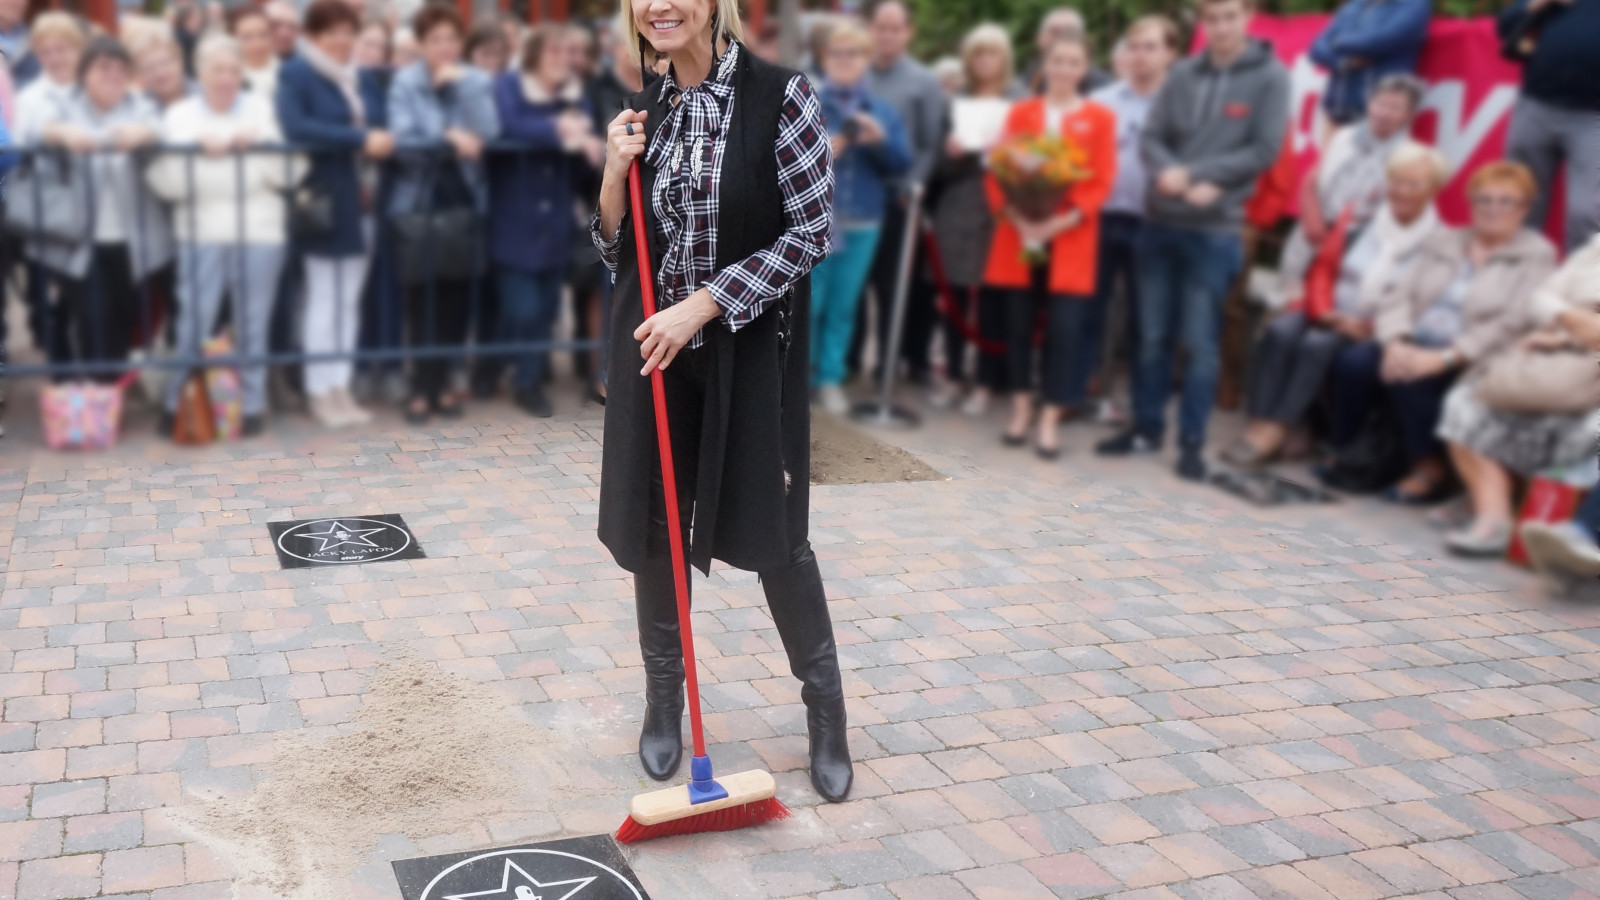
[989,132,1093,262]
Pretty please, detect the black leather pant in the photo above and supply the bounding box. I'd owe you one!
[635,460,843,712]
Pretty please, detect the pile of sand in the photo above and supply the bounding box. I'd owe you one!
[810,412,943,485]
[173,655,608,899]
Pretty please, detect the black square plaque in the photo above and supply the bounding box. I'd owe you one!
[267,514,426,569]
[391,836,650,900]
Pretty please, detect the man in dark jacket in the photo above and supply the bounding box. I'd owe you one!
[1096,0,1288,481]
[1309,0,1430,126]
[1499,0,1600,251]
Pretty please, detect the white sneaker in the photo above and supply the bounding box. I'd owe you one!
[927,380,961,410]
[960,389,989,417]
[1093,397,1127,425]
[1521,520,1600,578]
[333,388,373,426]
[308,392,347,428]
[820,384,850,415]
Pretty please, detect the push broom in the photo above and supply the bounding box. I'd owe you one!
[614,158,791,844]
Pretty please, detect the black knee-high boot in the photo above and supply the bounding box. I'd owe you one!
[763,543,853,802]
[635,553,685,780]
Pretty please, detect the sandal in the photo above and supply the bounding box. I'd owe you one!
[403,398,431,426]
[1221,436,1277,469]
[434,393,466,420]
[1445,519,1512,558]
[1381,472,1455,506]
[1426,497,1473,530]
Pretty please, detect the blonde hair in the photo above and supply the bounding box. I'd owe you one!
[32,12,87,50]
[619,0,744,57]
[960,23,1014,92]
[194,33,240,72]
[1387,141,1452,190]
[826,18,871,54]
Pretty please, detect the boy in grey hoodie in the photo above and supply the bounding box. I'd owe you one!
[1096,0,1288,481]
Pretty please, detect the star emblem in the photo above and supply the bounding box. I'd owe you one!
[442,860,595,900]
[292,520,386,553]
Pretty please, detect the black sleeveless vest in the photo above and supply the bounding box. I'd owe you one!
[598,49,815,576]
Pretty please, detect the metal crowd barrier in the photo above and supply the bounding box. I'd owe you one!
[0,141,602,381]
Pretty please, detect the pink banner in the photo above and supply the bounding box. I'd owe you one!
[1224,15,1525,228]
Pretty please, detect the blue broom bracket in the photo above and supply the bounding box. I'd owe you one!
[686,755,729,805]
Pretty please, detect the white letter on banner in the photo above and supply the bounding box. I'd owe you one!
[1421,81,1519,167]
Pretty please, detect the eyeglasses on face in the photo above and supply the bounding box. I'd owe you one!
[1470,193,1527,211]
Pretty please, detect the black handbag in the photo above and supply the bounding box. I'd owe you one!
[286,182,335,240]
[1317,406,1407,495]
[392,205,485,286]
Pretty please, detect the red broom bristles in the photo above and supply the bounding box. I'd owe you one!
[614,797,792,845]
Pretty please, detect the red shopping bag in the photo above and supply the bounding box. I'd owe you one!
[1507,477,1584,566]
[1301,206,1354,323]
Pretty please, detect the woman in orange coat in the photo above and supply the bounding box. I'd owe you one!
[980,34,1116,458]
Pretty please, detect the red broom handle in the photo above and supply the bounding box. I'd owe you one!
[627,160,708,761]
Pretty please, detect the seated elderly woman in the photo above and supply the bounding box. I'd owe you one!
[1224,141,1448,468]
[1441,233,1600,557]
[1275,74,1426,310]
[1322,161,1557,505]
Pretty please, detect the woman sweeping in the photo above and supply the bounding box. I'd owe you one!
[590,0,849,802]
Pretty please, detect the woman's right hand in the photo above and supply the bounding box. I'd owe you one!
[603,109,649,185]
[364,129,395,160]
[45,124,99,154]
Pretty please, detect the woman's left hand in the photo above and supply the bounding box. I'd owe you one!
[1557,308,1600,351]
[112,125,156,151]
[853,113,885,145]
[1408,349,1451,380]
[445,128,483,161]
[634,288,721,375]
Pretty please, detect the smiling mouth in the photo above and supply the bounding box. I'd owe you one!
[650,20,683,32]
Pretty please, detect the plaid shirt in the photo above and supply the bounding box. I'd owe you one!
[593,43,834,349]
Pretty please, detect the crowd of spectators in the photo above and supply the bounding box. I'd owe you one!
[0,0,625,434]
[0,0,1597,590]
[789,0,1600,588]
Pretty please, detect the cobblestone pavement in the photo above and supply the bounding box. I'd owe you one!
[4,403,1600,900]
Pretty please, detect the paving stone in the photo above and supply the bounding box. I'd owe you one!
[4,405,1599,900]
[15,854,100,900]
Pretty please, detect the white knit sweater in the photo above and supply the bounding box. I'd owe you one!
[145,93,306,244]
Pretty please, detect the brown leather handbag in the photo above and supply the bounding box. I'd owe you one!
[1474,343,1600,415]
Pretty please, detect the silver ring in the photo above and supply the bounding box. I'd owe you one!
[626,123,635,136]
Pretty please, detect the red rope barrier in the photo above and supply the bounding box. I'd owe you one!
[920,222,1045,357]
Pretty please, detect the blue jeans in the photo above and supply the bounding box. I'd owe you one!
[1068,212,1143,407]
[497,267,564,391]
[165,243,287,416]
[1575,482,1600,533]
[810,225,881,388]
[1131,223,1242,445]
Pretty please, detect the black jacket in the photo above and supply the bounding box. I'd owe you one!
[1499,0,1600,111]
[598,51,815,576]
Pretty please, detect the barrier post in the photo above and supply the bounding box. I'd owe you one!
[850,183,922,429]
